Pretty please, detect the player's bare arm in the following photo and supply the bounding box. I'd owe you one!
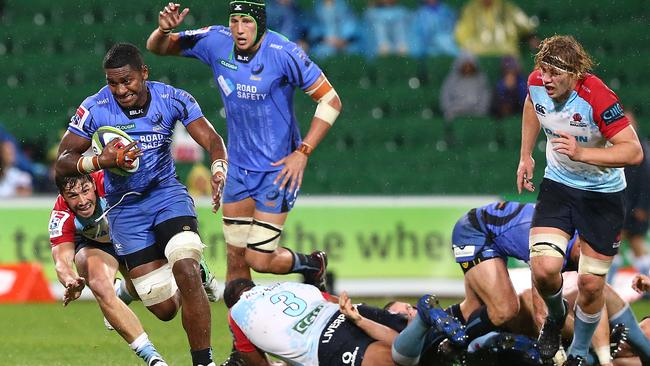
[56,131,142,177]
[271,74,342,192]
[146,2,187,56]
[517,95,541,193]
[51,242,85,306]
[339,291,398,344]
[186,117,228,213]
[552,125,643,167]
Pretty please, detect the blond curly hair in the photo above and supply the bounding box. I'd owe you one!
[534,35,595,78]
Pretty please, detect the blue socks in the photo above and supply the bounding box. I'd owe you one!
[392,313,429,366]
[116,279,134,305]
[610,304,650,360]
[130,333,164,365]
[568,305,601,357]
[543,284,567,321]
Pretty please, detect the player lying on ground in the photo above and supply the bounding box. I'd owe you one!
[49,172,167,366]
[55,43,226,366]
[222,279,466,366]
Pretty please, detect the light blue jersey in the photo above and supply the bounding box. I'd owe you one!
[67,81,203,201]
[230,282,338,366]
[178,26,323,172]
[527,70,630,192]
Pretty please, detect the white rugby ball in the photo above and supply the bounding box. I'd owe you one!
[91,126,140,176]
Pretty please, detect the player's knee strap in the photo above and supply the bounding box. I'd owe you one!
[578,255,613,276]
[132,263,178,306]
[247,220,282,253]
[223,216,253,248]
[529,234,569,258]
[164,231,205,265]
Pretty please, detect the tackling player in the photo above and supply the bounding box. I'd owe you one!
[516,35,643,365]
[146,1,341,290]
[54,43,227,366]
[222,279,465,366]
[49,172,167,366]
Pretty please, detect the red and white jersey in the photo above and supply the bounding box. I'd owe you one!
[528,70,630,192]
[229,282,338,366]
[49,171,111,247]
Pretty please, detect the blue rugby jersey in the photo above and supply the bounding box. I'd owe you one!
[67,81,203,199]
[178,26,323,172]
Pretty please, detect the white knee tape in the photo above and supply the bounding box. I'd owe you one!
[529,233,569,258]
[223,216,253,248]
[578,255,612,276]
[247,220,282,253]
[132,263,178,306]
[164,231,205,265]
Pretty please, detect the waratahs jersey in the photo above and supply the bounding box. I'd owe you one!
[229,282,339,365]
[528,70,630,192]
[67,81,203,200]
[452,201,577,270]
[49,171,112,247]
[178,26,323,172]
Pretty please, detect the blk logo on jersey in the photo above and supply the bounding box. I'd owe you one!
[535,103,546,115]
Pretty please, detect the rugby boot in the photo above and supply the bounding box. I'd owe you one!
[303,251,328,292]
[220,350,247,366]
[610,323,629,359]
[510,334,543,365]
[147,355,168,366]
[200,258,220,302]
[416,294,468,347]
[537,299,568,360]
[563,355,586,366]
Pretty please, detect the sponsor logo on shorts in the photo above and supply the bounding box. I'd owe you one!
[452,245,475,259]
[321,313,346,343]
[292,304,324,334]
[342,346,359,365]
[601,102,625,125]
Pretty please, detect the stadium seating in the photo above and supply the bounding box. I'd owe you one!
[0,0,647,194]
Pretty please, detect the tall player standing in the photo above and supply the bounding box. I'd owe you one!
[516,35,644,366]
[146,1,341,290]
[55,43,227,366]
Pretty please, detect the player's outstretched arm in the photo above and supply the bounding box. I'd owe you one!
[339,291,398,344]
[186,117,227,213]
[146,2,187,56]
[271,74,342,193]
[51,242,85,306]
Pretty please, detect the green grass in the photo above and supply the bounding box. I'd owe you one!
[1,299,649,365]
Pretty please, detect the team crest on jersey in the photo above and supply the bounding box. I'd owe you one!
[70,105,90,130]
[570,113,587,127]
[49,211,70,238]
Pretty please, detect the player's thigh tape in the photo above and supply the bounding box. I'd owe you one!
[529,233,569,258]
[578,255,613,276]
[132,263,178,306]
[164,231,205,265]
[247,219,282,253]
[223,216,253,248]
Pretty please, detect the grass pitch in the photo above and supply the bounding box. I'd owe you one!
[1,299,649,365]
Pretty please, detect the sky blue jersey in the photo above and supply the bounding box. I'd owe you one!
[67,81,203,199]
[178,26,323,172]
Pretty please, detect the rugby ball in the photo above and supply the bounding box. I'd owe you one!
[91,126,140,176]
